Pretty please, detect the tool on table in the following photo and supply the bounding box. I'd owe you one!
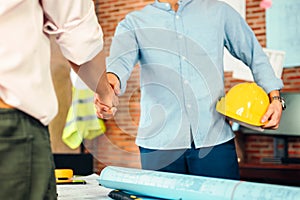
[55,169,86,185]
[108,189,142,200]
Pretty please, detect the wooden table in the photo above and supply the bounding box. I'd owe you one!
[239,163,300,187]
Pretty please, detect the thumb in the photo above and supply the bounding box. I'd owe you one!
[261,108,272,123]
[110,78,120,95]
[107,73,121,95]
[114,83,121,95]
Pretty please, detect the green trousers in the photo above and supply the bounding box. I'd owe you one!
[0,109,57,200]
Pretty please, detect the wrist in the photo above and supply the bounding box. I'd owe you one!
[271,95,286,110]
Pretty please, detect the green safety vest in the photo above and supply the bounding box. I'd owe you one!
[62,87,106,149]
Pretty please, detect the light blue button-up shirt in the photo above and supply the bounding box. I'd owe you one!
[107,0,283,149]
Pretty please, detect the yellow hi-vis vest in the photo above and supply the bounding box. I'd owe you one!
[62,87,106,149]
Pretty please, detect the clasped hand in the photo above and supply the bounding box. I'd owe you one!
[94,73,120,119]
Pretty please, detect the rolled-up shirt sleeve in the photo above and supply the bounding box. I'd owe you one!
[42,0,103,65]
[106,18,140,95]
[222,3,283,93]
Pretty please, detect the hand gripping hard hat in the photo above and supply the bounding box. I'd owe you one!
[216,82,269,126]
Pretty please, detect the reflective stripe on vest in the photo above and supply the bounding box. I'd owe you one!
[62,87,106,149]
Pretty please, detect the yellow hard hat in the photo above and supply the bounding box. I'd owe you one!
[216,82,269,126]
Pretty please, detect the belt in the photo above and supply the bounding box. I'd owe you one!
[0,98,14,108]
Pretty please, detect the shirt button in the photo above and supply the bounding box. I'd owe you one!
[176,15,180,19]
[178,34,183,39]
[181,56,186,61]
[184,80,189,84]
[186,104,191,108]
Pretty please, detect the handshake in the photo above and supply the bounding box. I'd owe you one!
[94,73,120,119]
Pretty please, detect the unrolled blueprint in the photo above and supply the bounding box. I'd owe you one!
[98,166,300,200]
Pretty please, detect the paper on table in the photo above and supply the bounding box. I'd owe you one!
[98,166,300,200]
[57,174,112,200]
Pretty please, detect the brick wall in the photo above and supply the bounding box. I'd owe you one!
[243,0,300,163]
[86,0,300,172]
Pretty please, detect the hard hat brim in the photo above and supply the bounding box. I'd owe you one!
[216,97,266,127]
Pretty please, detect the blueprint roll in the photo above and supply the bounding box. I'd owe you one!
[98,166,300,200]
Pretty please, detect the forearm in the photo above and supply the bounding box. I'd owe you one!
[70,50,114,107]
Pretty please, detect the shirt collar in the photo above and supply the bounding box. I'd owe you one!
[153,0,172,11]
[153,0,193,11]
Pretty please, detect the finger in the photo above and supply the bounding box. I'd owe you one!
[262,123,279,130]
[261,114,280,129]
[101,104,110,112]
[94,96,112,111]
[96,109,112,119]
[94,94,104,106]
[95,110,104,119]
[261,110,272,124]
[101,112,114,120]
[262,121,277,129]
[94,92,114,109]
[111,107,118,115]
[94,93,99,103]
[100,107,118,119]
[94,103,111,118]
[94,101,108,112]
[112,96,119,107]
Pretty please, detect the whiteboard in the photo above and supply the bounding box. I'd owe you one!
[266,0,300,67]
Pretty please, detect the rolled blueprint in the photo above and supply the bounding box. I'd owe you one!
[98,166,300,200]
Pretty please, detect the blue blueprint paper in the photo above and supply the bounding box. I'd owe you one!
[98,166,300,200]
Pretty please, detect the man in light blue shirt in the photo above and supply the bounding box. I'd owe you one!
[95,0,284,180]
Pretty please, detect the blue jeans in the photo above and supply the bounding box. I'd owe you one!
[139,139,240,180]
